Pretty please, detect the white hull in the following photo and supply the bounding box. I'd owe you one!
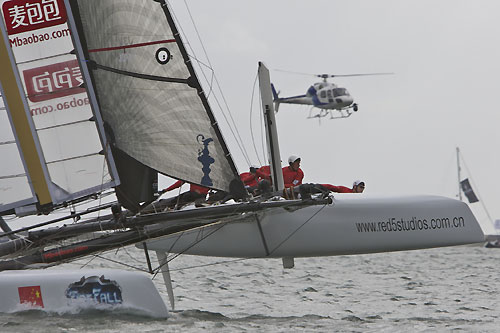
[0,269,168,318]
[143,194,484,257]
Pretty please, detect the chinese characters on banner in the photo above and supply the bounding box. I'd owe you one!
[23,59,85,102]
[2,0,67,34]
[1,0,86,113]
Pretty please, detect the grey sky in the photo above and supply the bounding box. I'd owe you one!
[169,0,500,233]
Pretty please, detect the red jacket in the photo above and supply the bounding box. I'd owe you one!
[256,165,304,188]
[256,165,271,182]
[164,180,210,195]
[282,166,304,188]
[240,172,259,187]
[321,184,352,193]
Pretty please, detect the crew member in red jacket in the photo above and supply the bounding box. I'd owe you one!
[240,166,261,195]
[255,155,304,188]
[256,165,271,182]
[160,180,209,209]
[321,180,365,193]
[282,155,304,188]
[240,166,260,188]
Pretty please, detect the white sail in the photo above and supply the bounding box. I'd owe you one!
[71,0,238,191]
[0,0,118,211]
[0,92,36,212]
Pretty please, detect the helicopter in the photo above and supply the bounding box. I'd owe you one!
[271,71,393,120]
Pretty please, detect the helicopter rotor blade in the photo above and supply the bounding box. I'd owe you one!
[274,69,315,76]
[323,72,394,78]
[274,69,394,79]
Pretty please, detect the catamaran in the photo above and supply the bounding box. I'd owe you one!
[0,0,484,316]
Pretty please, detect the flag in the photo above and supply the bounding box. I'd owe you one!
[460,178,479,203]
[18,286,44,308]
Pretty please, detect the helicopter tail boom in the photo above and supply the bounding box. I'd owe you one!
[270,84,311,111]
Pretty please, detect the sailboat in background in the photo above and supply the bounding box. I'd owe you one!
[0,0,485,316]
[455,148,500,248]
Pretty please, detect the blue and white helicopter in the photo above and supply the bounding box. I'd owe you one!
[271,71,392,120]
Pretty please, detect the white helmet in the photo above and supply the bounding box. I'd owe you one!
[353,180,365,187]
[288,155,300,164]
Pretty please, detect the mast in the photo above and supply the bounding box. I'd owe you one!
[258,62,284,192]
[456,147,462,201]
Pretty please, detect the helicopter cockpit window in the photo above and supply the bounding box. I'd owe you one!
[333,88,347,97]
[320,90,326,98]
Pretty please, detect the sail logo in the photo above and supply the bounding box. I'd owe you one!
[23,59,85,102]
[18,285,44,308]
[65,275,123,305]
[2,0,67,35]
[155,47,172,65]
[197,134,215,187]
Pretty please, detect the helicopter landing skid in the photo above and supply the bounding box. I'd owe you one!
[307,107,356,121]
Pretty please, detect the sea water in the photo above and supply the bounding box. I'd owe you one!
[1,244,499,332]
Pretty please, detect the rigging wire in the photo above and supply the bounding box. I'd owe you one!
[151,221,227,279]
[180,0,247,140]
[73,247,148,273]
[169,0,252,167]
[162,258,247,272]
[92,254,150,273]
[70,241,246,276]
[76,251,98,268]
[95,143,111,230]
[5,199,330,275]
[269,204,328,255]
[249,72,264,166]
[151,200,330,274]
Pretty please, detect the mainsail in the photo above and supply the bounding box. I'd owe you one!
[68,0,238,192]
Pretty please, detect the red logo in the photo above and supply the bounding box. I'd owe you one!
[18,285,44,308]
[23,59,85,102]
[2,0,67,35]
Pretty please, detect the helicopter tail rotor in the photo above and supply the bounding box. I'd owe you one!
[271,83,280,112]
